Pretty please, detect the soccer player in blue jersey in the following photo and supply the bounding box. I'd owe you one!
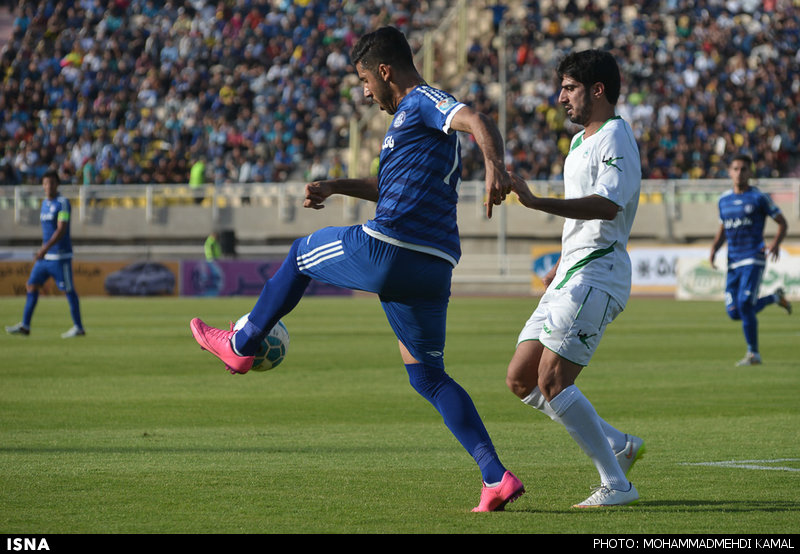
[190,26,524,512]
[6,171,86,338]
[710,154,790,366]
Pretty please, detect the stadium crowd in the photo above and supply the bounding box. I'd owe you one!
[0,0,443,186]
[0,0,799,187]
[460,0,800,182]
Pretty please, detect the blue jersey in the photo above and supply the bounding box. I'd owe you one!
[363,85,465,266]
[717,186,780,268]
[40,195,73,260]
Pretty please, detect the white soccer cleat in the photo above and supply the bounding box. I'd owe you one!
[573,483,639,508]
[736,352,762,366]
[616,434,646,476]
[5,322,30,336]
[61,326,86,339]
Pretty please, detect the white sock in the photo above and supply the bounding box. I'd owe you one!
[544,385,628,490]
[522,386,627,453]
[230,336,248,358]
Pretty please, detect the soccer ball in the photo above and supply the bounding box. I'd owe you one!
[233,313,290,372]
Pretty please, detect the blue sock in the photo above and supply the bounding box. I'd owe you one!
[740,303,758,353]
[755,294,775,313]
[66,290,83,329]
[405,362,507,484]
[23,291,38,328]
[234,240,310,356]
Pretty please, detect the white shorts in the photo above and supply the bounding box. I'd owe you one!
[517,284,622,367]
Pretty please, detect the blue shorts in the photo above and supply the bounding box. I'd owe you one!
[725,263,763,312]
[295,225,452,366]
[28,258,76,293]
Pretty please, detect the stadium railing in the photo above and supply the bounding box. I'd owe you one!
[1,178,797,242]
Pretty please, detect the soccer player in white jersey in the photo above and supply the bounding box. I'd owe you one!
[710,154,790,366]
[190,26,525,512]
[505,50,643,507]
[6,171,85,338]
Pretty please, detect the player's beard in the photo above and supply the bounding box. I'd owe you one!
[372,79,396,115]
[565,89,592,126]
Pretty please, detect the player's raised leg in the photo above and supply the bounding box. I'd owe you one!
[191,239,310,374]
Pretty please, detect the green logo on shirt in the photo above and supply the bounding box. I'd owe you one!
[578,330,597,348]
[603,156,623,171]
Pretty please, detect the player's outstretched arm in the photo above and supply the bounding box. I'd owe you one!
[509,173,619,220]
[303,177,379,209]
[449,106,510,219]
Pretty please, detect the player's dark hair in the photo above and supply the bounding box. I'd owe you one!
[43,170,60,184]
[731,154,753,166]
[350,26,415,72]
[557,49,621,105]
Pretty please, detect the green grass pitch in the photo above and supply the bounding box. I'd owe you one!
[1,295,798,534]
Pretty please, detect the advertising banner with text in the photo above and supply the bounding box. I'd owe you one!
[0,259,350,297]
[676,249,800,300]
[181,259,351,297]
[530,244,799,297]
[0,260,180,297]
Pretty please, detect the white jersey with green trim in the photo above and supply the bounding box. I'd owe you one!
[552,116,641,307]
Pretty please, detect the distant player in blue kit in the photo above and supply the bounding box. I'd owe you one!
[6,171,86,338]
[190,26,524,512]
[710,154,790,366]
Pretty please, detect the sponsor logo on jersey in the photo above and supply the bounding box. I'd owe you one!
[723,216,754,229]
[435,97,457,113]
[382,135,395,150]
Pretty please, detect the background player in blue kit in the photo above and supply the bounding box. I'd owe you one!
[190,26,524,512]
[710,154,791,366]
[6,171,86,338]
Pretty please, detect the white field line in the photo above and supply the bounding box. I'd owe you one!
[681,458,800,472]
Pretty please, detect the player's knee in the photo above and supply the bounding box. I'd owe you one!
[505,372,533,399]
[738,299,756,316]
[537,372,572,402]
[288,239,303,269]
[406,362,449,399]
[726,306,741,320]
[506,343,541,399]
[537,379,558,402]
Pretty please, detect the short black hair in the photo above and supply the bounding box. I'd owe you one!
[43,170,60,184]
[557,49,621,105]
[731,154,753,166]
[350,26,415,72]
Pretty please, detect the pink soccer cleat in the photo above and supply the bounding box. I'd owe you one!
[190,318,254,375]
[472,471,525,512]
